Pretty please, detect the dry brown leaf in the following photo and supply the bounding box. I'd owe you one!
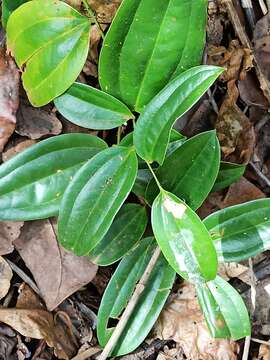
[255,344,270,360]
[216,80,255,163]
[254,15,270,83]
[218,262,248,281]
[88,0,121,23]
[0,48,20,151]
[0,256,12,300]
[16,101,62,139]
[2,139,36,162]
[152,282,239,360]
[0,221,24,256]
[14,219,98,310]
[223,176,265,207]
[238,73,268,109]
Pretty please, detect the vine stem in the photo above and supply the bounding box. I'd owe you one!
[81,0,104,39]
[146,161,163,192]
[98,246,161,360]
[117,126,122,145]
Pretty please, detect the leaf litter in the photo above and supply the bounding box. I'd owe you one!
[1,0,270,359]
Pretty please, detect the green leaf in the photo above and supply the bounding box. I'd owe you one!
[196,276,250,340]
[152,191,218,281]
[58,146,138,256]
[89,203,148,265]
[54,82,134,130]
[2,0,29,28]
[212,162,246,192]
[134,66,223,164]
[7,0,90,106]
[97,237,175,356]
[0,134,107,221]
[99,0,208,111]
[146,131,220,209]
[204,199,270,262]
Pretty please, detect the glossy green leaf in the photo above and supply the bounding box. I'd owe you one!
[2,0,29,28]
[0,134,107,221]
[7,0,90,106]
[58,146,138,256]
[89,203,147,265]
[97,237,175,356]
[212,161,246,192]
[54,82,134,130]
[99,0,208,111]
[134,66,223,164]
[196,276,250,340]
[204,199,270,262]
[146,131,220,209]
[152,191,218,281]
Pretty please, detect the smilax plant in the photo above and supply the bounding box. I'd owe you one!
[1,0,270,357]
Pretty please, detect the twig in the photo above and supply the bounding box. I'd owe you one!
[71,347,100,360]
[258,0,268,15]
[81,0,104,39]
[117,126,122,145]
[251,338,270,346]
[221,0,270,103]
[249,161,270,187]
[98,247,161,360]
[242,258,257,360]
[5,258,41,297]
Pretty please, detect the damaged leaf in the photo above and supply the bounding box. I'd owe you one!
[0,257,12,300]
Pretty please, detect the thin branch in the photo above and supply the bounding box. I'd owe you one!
[81,0,104,39]
[117,126,122,145]
[5,258,41,297]
[249,161,270,187]
[98,247,161,360]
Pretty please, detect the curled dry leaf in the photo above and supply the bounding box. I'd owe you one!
[0,256,12,300]
[153,282,239,360]
[89,0,121,23]
[215,80,255,164]
[14,219,98,310]
[0,48,20,151]
[16,101,62,139]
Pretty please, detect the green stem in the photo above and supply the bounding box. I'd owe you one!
[146,162,163,192]
[117,126,122,145]
[82,0,105,39]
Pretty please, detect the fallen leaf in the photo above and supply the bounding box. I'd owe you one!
[216,80,255,163]
[238,73,268,109]
[0,48,20,151]
[88,0,121,23]
[0,324,17,360]
[152,282,239,360]
[207,1,224,46]
[2,139,36,162]
[14,219,98,310]
[254,15,270,83]
[255,344,270,360]
[0,221,24,255]
[16,101,62,139]
[0,256,12,300]
[218,262,248,281]
[223,176,265,207]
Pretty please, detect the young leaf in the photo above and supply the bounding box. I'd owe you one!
[2,0,28,28]
[196,276,250,340]
[0,134,107,221]
[146,131,220,209]
[152,191,218,282]
[54,82,134,130]
[134,66,223,164]
[7,0,90,106]
[89,203,148,266]
[58,146,138,256]
[212,161,246,192]
[204,199,270,262]
[97,237,175,356]
[99,0,208,111]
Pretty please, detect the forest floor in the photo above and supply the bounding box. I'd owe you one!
[1,0,270,359]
